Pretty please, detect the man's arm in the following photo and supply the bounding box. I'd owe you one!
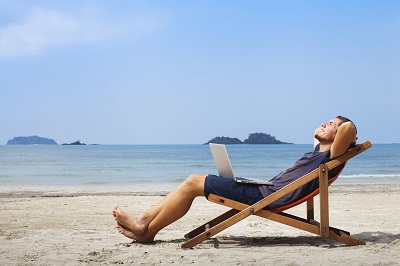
[330,121,357,159]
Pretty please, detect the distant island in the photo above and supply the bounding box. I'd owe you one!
[7,136,57,145]
[62,140,86,145]
[205,132,292,145]
[6,136,89,145]
[205,136,242,144]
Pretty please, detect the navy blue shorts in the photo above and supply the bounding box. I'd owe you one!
[204,175,265,206]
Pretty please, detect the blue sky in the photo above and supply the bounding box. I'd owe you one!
[1,1,399,144]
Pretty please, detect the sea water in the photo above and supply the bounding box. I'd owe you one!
[0,144,399,189]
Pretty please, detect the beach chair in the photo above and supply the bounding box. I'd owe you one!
[182,141,372,248]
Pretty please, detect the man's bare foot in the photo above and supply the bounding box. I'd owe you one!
[116,223,154,243]
[113,206,148,235]
[116,223,137,240]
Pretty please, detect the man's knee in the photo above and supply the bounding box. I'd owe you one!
[186,174,206,185]
[183,174,206,195]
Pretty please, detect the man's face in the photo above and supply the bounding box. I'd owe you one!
[315,118,342,144]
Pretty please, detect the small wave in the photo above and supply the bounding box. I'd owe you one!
[341,174,400,179]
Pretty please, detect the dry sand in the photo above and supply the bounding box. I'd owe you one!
[1,184,399,265]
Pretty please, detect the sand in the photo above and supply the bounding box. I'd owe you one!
[1,184,399,265]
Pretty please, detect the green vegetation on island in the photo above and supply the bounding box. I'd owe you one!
[205,132,291,145]
[204,136,242,145]
[6,136,57,145]
[243,132,289,144]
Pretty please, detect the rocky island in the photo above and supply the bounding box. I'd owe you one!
[6,136,57,145]
[6,136,89,145]
[204,136,242,144]
[62,141,86,145]
[205,132,291,145]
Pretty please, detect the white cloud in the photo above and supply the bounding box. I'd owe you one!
[0,8,82,56]
[0,7,168,57]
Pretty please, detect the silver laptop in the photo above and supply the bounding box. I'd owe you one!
[209,143,273,185]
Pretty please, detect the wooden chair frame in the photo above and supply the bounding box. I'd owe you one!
[182,141,372,248]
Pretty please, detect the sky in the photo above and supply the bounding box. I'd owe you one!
[1,1,399,145]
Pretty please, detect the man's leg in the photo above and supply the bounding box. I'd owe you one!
[114,173,207,242]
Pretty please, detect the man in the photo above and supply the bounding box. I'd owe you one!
[113,116,357,243]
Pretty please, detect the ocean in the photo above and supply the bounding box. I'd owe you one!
[0,143,399,189]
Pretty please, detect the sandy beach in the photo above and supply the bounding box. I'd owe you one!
[1,184,399,265]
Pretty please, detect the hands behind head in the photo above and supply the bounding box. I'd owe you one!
[341,121,358,146]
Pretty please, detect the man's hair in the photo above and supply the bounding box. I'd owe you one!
[336,115,357,134]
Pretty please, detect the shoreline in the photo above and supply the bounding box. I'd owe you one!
[1,183,399,265]
[0,183,179,195]
[1,183,399,197]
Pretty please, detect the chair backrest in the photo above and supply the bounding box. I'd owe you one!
[270,162,346,213]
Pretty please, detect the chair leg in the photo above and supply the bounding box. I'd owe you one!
[184,209,239,239]
[306,198,314,221]
[319,164,330,238]
[273,212,365,246]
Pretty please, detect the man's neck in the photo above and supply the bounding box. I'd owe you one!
[319,143,332,152]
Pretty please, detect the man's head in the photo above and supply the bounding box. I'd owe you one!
[314,116,357,144]
[336,115,357,134]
